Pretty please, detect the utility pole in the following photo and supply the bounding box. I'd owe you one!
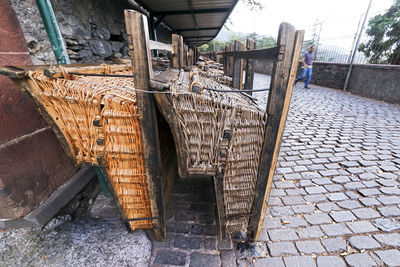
[348,13,364,63]
[343,0,372,91]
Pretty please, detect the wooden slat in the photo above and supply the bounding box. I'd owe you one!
[232,40,242,88]
[125,9,165,241]
[149,40,174,53]
[248,24,304,240]
[221,46,282,61]
[244,38,256,93]
[0,61,131,79]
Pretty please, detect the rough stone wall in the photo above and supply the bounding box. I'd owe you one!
[295,62,400,105]
[11,0,172,64]
[254,60,274,75]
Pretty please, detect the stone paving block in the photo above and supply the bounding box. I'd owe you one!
[284,173,303,180]
[292,204,316,214]
[304,194,328,203]
[324,184,344,192]
[326,192,348,201]
[321,224,352,237]
[293,166,308,172]
[362,181,379,188]
[378,196,400,205]
[154,250,187,266]
[373,218,400,232]
[270,206,294,217]
[346,191,361,199]
[286,188,307,196]
[275,181,296,189]
[373,233,400,247]
[220,250,236,267]
[317,256,346,267]
[316,202,340,212]
[254,257,285,267]
[360,197,380,206]
[380,187,400,195]
[347,168,364,175]
[312,178,332,185]
[345,253,377,267]
[305,186,327,194]
[283,256,316,267]
[349,235,381,250]
[302,172,323,179]
[277,167,294,174]
[321,237,347,252]
[352,208,380,219]
[337,200,362,209]
[330,210,357,222]
[332,176,351,184]
[320,170,340,177]
[295,240,325,254]
[268,197,283,206]
[263,216,282,229]
[217,236,233,250]
[167,223,191,234]
[297,226,324,239]
[377,172,397,179]
[374,249,400,267]
[340,161,359,168]
[299,180,313,187]
[344,182,366,190]
[268,228,299,241]
[347,221,378,234]
[190,224,217,236]
[270,189,286,196]
[282,196,305,205]
[358,188,381,197]
[282,216,308,228]
[304,213,332,225]
[189,253,220,267]
[377,179,399,187]
[378,205,400,217]
[174,235,202,249]
[267,241,298,256]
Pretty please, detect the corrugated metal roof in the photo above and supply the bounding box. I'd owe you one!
[135,0,238,45]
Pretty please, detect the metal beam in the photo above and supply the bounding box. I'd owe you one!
[154,15,165,28]
[177,27,220,32]
[154,8,230,16]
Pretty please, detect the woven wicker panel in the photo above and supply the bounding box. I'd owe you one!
[28,69,152,230]
[169,70,266,232]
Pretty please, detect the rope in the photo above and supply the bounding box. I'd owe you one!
[204,87,270,93]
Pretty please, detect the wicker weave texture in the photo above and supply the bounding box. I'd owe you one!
[29,69,152,230]
[169,71,266,232]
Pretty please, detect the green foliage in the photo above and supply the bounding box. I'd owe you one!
[359,0,400,64]
[241,0,264,11]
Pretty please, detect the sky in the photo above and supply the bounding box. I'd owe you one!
[222,0,395,43]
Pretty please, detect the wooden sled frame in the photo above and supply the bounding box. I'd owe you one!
[124,9,304,240]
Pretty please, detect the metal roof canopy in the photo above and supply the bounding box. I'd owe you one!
[135,0,239,46]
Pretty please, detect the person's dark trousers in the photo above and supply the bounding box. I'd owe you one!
[295,67,312,87]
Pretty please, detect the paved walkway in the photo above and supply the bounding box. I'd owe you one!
[150,75,400,266]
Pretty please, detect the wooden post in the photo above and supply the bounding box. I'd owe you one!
[124,9,165,241]
[244,38,256,93]
[248,24,304,240]
[223,45,229,75]
[232,40,242,89]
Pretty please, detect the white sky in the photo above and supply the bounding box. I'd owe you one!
[225,0,394,42]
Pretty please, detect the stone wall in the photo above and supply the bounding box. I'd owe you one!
[254,60,274,75]
[11,0,172,64]
[295,62,400,105]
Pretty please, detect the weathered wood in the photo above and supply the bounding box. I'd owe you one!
[213,171,226,239]
[0,62,131,79]
[248,24,304,240]
[244,38,256,92]
[149,40,174,53]
[124,9,165,241]
[223,45,229,75]
[171,34,180,68]
[232,40,242,88]
[222,46,282,60]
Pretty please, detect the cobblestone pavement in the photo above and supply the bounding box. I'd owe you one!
[150,74,400,266]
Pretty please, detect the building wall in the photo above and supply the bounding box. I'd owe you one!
[10,0,172,64]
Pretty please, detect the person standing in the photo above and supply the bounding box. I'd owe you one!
[295,45,315,89]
